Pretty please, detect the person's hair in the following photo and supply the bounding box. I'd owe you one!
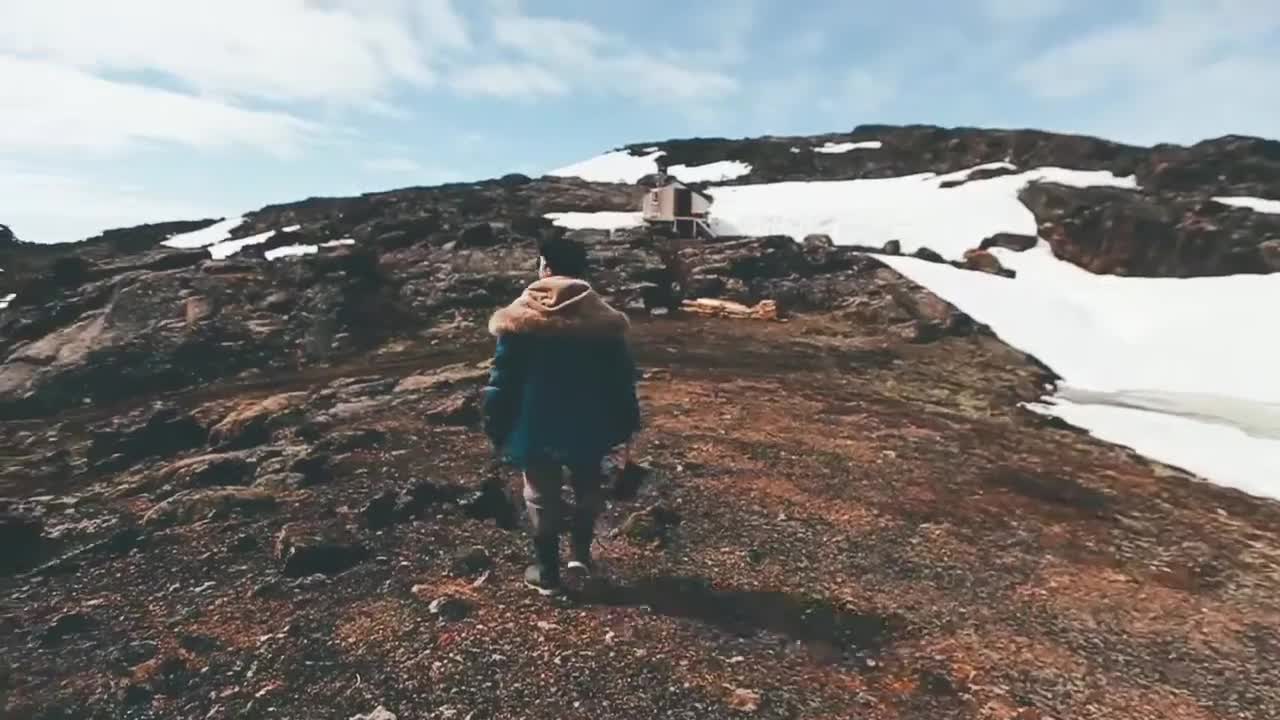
[538,236,588,278]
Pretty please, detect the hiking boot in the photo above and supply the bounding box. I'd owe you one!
[566,555,593,578]
[524,563,563,596]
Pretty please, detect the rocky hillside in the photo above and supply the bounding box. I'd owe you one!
[3,125,1280,719]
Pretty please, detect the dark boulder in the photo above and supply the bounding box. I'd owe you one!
[0,512,43,574]
[275,525,367,577]
[980,233,1038,252]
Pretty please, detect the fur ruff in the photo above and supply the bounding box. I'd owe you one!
[489,276,629,338]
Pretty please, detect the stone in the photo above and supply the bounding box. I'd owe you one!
[316,428,386,453]
[261,291,295,312]
[449,547,493,578]
[424,391,481,426]
[275,525,367,577]
[880,240,902,255]
[143,488,278,528]
[351,707,398,720]
[208,393,307,449]
[289,452,333,486]
[617,504,681,547]
[980,232,1038,252]
[458,222,499,248]
[178,633,218,654]
[610,462,650,501]
[394,480,460,521]
[962,248,1008,275]
[253,472,309,491]
[459,478,517,529]
[115,640,159,667]
[157,452,256,489]
[88,405,207,470]
[1260,239,1280,272]
[0,512,43,574]
[726,687,762,713]
[42,611,96,644]
[912,247,945,263]
[428,595,471,621]
[362,490,398,530]
[498,173,533,188]
[395,364,490,393]
[803,233,834,249]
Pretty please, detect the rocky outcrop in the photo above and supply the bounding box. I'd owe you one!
[1022,184,1280,276]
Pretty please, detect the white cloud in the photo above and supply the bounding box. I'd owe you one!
[840,68,898,113]
[362,157,429,174]
[0,55,315,155]
[448,62,569,99]
[0,0,470,106]
[0,168,224,244]
[1016,1,1280,100]
[1013,0,1280,142]
[981,0,1066,23]
[489,11,739,105]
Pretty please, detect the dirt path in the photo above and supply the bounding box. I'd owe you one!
[4,315,1280,719]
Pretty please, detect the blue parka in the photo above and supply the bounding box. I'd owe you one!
[482,276,640,469]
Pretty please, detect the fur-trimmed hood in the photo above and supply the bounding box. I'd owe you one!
[488,276,629,338]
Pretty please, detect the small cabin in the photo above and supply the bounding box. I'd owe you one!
[642,175,715,239]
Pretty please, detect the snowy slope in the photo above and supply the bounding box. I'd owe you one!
[544,157,1279,498]
[548,150,752,184]
[162,216,245,249]
[1212,196,1280,214]
[814,140,883,153]
[707,167,1136,257]
[546,211,643,231]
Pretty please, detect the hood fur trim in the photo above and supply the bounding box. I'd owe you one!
[489,276,629,338]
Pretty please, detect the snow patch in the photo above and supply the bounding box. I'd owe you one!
[549,150,752,184]
[546,211,644,231]
[668,160,753,183]
[263,238,357,261]
[1212,196,1280,214]
[548,150,666,184]
[697,162,1274,497]
[1028,399,1280,501]
[708,167,1136,260]
[206,229,278,260]
[0,292,15,310]
[814,140,883,154]
[162,216,244,249]
[879,247,1280,499]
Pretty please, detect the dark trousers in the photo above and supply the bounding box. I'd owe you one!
[522,457,604,553]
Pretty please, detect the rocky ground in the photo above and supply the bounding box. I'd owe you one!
[3,125,1280,719]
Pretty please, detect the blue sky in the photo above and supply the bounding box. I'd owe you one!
[2,0,1278,243]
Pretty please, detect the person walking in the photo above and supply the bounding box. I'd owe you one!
[482,237,641,596]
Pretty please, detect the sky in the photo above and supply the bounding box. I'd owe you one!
[2,0,1278,244]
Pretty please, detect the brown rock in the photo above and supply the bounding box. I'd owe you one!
[143,488,278,527]
[394,364,490,393]
[274,524,367,577]
[1260,239,1280,271]
[158,452,256,489]
[209,392,307,449]
[962,248,1008,275]
[184,296,213,327]
[425,391,480,426]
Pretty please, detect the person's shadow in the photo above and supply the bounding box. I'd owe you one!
[573,575,899,663]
